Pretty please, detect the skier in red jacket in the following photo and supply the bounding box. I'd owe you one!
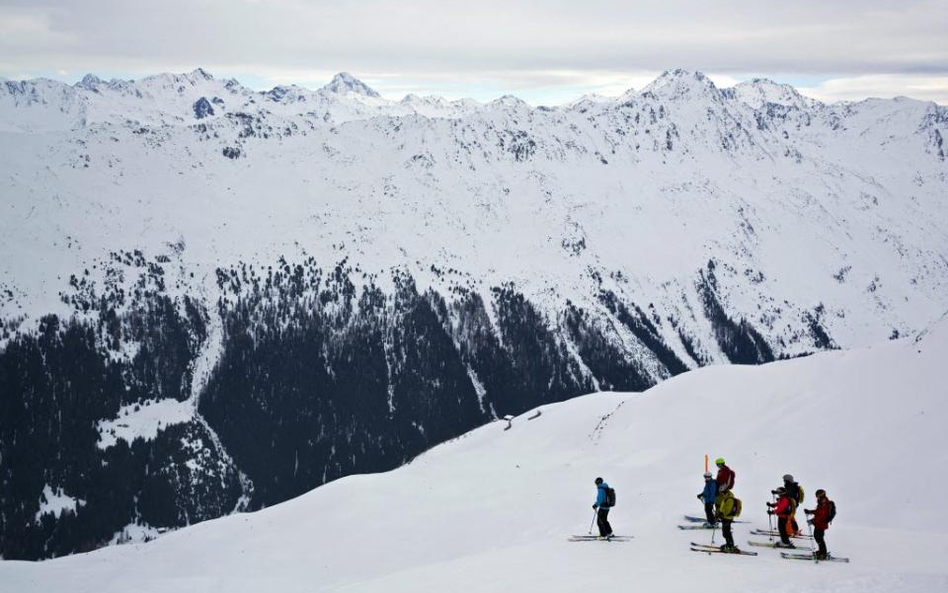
[804,489,836,559]
[714,458,735,493]
[766,487,795,548]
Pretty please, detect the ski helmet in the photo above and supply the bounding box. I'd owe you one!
[595,477,603,485]
[703,472,712,478]
[715,458,725,465]
[783,474,794,482]
[815,489,826,497]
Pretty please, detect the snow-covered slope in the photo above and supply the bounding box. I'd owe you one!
[2,313,945,592]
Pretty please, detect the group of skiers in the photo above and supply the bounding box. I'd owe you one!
[694,459,836,558]
[695,458,740,552]
[590,458,837,558]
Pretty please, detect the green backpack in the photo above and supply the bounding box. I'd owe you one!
[731,496,743,518]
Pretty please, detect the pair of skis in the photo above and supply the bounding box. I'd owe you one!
[750,528,813,540]
[682,515,749,524]
[781,552,850,563]
[747,540,802,549]
[679,515,748,530]
[747,540,851,562]
[689,542,758,556]
[567,534,633,542]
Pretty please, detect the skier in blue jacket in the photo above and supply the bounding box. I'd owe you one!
[592,477,614,538]
[696,472,718,526]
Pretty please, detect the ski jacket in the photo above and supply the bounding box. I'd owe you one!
[700,480,718,503]
[809,498,833,530]
[716,465,735,492]
[773,495,793,518]
[595,483,611,508]
[716,490,738,520]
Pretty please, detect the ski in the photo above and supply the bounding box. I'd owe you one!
[750,529,812,539]
[747,540,800,549]
[781,552,850,563]
[684,515,748,524]
[568,536,632,542]
[690,547,758,556]
[678,524,716,530]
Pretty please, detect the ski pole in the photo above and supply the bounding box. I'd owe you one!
[767,507,774,543]
[806,513,816,558]
[711,518,717,545]
[589,509,597,535]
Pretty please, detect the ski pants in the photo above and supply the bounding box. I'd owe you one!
[597,508,613,537]
[777,515,792,544]
[814,528,827,555]
[704,502,716,525]
[721,519,734,547]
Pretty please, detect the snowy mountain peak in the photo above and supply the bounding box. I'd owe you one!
[266,84,310,103]
[488,94,530,110]
[322,72,381,98]
[642,69,719,99]
[731,77,817,110]
[189,67,213,81]
[400,93,447,106]
[76,73,103,90]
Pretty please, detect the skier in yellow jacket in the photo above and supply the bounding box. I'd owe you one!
[715,490,741,553]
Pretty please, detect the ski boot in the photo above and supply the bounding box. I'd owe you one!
[774,541,796,549]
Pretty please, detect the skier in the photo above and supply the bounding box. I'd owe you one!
[714,488,740,553]
[766,487,795,548]
[714,458,735,493]
[696,471,718,526]
[804,489,835,559]
[773,474,803,535]
[592,477,614,539]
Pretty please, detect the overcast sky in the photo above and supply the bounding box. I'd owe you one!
[1,0,946,105]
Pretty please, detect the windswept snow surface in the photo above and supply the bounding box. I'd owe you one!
[2,316,946,592]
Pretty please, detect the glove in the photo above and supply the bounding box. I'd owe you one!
[697,494,703,500]
[804,509,813,515]
[766,502,775,508]
[767,510,774,515]
[771,489,779,495]
[807,519,814,525]
[592,504,598,509]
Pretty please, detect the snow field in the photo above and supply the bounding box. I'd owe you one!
[2,316,945,592]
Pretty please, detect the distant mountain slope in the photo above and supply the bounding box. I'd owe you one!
[2,310,945,592]
[0,69,946,559]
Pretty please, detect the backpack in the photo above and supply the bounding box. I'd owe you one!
[606,487,617,507]
[731,496,742,518]
[797,485,805,504]
[827,500,836,523]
